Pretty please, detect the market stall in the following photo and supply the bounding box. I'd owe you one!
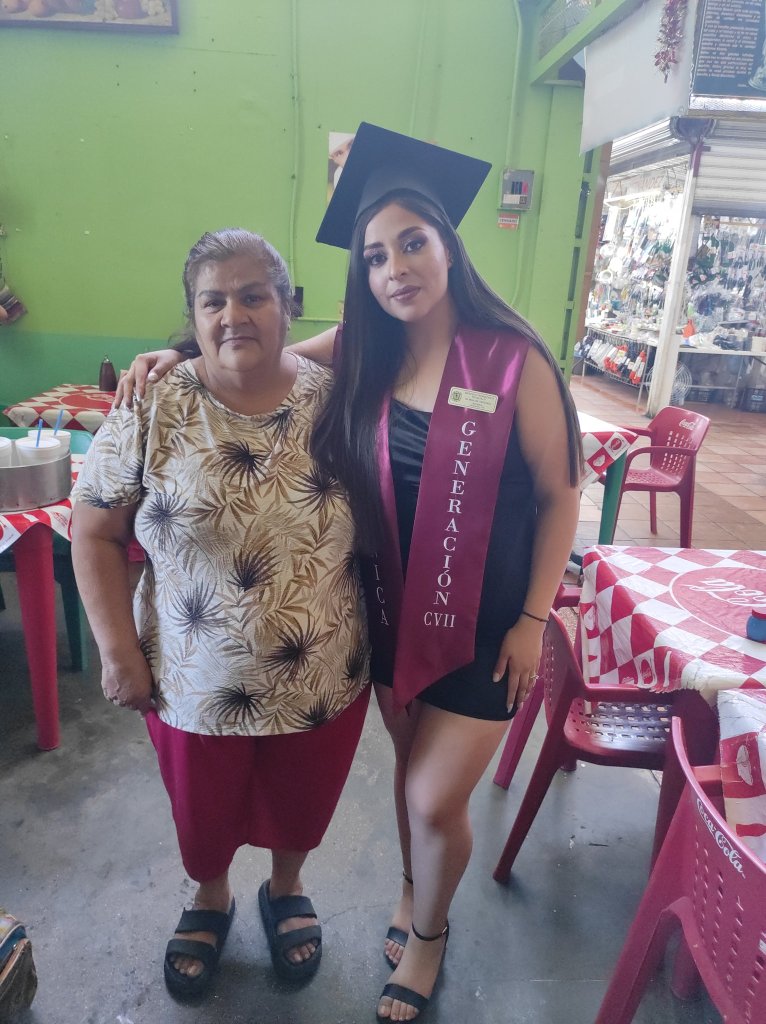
[579,0,766,414]
[578,181,766,411]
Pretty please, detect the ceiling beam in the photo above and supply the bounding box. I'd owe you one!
[530,0,647,85]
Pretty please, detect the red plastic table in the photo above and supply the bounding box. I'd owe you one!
[577,412,637,543]
[580,544,766,859]
[580,545,766,700]
[0,455,84,750]
[3,385,114,434]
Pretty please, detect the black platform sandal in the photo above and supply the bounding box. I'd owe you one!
[164,898,236,999]
[258,880,322,981]
[376,921,449,1022]
[384,872,413,969]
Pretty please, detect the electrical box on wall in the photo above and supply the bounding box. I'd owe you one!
[500,169,534,210]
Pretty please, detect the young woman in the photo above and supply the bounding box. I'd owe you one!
[115,125,582,1022]
[73,229,369,999]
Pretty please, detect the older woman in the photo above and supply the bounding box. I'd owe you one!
[71,229,369,999]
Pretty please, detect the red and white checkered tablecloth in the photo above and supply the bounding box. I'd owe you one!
[580,545,766,704]
[0,454,84,555]
[577,412,636,490]
[3,385,114,434]
[719,688,766,863]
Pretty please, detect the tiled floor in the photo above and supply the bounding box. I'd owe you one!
[571,373,766,554]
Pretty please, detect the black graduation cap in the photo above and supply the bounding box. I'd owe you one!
[316,122,492,250]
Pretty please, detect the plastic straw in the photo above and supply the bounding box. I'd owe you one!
[53,408,64,435]
[35,419,43,448]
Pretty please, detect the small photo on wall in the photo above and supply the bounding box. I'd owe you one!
[327,132,355,203]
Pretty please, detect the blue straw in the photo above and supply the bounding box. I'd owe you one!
[35,418,43,448]
[53,408,64,436]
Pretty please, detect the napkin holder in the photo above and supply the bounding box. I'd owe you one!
[0,452,72,513]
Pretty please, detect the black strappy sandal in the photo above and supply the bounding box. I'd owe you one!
[384,871,412,969]
[376,921,449,1022]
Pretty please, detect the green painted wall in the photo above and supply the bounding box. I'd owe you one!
[0,0,588,404]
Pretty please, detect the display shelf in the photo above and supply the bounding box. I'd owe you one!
[577,325,658,407]
[578,322,766,410]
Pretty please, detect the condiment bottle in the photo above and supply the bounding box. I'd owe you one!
[98,357,118,392]
[746,609,766,644]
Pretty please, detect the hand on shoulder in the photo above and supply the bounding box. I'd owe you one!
[113,349,184,409]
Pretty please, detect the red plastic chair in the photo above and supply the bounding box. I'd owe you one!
[595,718,766,1023]
[492,582,581,790]
[492,610,673,883]
[605,406,710,547]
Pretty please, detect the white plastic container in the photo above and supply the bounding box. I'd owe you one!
[0,437,12,469]
[14,437,62,466]
[27,428,71,454]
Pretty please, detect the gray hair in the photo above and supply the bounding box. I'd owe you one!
[182,228,294,316]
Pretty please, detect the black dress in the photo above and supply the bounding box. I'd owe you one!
[370,399,536,720]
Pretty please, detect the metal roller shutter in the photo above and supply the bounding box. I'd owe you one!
[610,118,766,217]
[694,123,766,217]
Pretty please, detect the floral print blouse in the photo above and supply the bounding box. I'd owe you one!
[73,356,368,736]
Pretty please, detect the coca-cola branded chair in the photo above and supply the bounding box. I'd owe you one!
[492,582,581,790]
[595,718,766,1023]
[492,610,673,883]
[603,406,710,548]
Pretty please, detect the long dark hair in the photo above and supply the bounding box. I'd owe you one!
[311,189,583,554]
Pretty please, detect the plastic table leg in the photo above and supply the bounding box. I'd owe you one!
[12,525,60,750]
[599,453,627,544]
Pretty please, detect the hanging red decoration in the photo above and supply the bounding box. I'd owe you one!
[655,0,689,83]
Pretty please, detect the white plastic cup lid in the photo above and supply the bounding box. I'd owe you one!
[16,436,61,450]
[27,428,71,438]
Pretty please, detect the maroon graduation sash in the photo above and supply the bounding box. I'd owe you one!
[366,327,529,709]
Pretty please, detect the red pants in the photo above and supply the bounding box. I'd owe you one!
[145,687,370,882]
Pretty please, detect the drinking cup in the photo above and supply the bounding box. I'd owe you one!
[14,437,63,465]
[27,428,71,453]
[0,437,12,469]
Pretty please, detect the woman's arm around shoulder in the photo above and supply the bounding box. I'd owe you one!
[114,326,339,408]
[113,349,186,409]
[288,326,337,366]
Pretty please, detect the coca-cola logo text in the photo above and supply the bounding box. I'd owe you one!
[671,567,766,637]
[686,577,766,609]
[696,797,745,877]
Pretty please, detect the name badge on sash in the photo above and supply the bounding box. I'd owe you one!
[447,387,498,414]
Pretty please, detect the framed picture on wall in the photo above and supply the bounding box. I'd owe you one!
[327,131,355,204]
[0,1,178,33]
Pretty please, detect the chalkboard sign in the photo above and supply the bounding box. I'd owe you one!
[693,0,766,97]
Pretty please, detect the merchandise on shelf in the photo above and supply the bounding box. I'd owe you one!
[578,327,657,390]
[584,172,766,407]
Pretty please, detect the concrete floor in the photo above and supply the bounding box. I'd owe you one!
[1,587,720,1023]
[5,373,751,1023]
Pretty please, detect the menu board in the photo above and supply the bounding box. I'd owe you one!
[693,0,766,97]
